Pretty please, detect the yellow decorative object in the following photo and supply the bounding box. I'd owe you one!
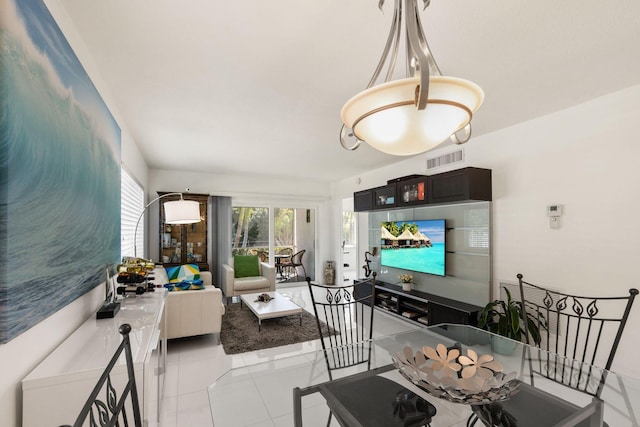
[117,256,155,283]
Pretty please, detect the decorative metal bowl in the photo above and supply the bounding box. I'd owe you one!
[393,343,519,405]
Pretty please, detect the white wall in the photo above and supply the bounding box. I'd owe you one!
[0,2,149,426]
[471,85,640,379]
[332,84,640,379]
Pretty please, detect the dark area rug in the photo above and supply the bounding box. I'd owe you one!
[220,303,334,355]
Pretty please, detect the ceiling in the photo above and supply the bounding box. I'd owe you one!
[58,0,640,182]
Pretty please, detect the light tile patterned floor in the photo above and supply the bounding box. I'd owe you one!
[158,282,424,427]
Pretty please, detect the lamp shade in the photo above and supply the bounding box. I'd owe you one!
[341,76,484,155]
[163,199,201,224]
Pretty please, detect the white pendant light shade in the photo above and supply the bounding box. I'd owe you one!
[341,76,484,155]
[339,0,485,154]
[163,200,201,224]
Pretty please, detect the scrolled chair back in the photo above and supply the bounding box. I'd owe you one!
[517,273,638,397]
[306,273,376,378]
[60,324,142,427]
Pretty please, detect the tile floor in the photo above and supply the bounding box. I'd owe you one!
[158,282,424,427]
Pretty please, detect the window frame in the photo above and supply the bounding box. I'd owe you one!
[121,168,145,259]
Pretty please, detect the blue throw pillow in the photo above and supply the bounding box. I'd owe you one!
[164,279,204,292]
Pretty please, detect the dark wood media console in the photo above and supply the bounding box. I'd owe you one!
[355,280,482,327]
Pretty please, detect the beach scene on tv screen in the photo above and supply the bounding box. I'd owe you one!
[380,219,446,277]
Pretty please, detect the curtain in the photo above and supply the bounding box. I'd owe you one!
[210,196,232,290]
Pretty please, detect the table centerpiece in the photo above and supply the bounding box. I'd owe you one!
[393,343,519,405]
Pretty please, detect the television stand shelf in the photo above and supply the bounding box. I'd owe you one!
[355,280,482,327]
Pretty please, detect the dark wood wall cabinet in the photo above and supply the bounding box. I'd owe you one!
[395,175,428,207]
[428,167,492,204]
[355,280,481,327]
[373,184,397,209]
[159,192,209,271]
[354,167,491,212]
[353,189,374,212]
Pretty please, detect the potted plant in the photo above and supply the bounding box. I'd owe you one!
[477,288,545,355]
[398,274,414,292]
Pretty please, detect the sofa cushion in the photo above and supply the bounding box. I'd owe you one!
[164,285,224,340]
[166,264,201,283]
[233,276,270,291]
[233,255,259,278]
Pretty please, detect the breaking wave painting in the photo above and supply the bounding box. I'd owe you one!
[0,0,121,343]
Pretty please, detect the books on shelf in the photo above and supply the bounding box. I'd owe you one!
[401,311,419,319]
[417,316,429,325]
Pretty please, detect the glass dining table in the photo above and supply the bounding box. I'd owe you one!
[208,324,640,426]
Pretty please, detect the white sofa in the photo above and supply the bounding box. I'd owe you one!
[153,268,225,340]
[222,257,276,304]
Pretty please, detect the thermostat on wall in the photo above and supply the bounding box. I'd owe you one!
[547,204,563,229]
[547,204,563,217]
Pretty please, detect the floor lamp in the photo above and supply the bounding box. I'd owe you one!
[133,192,201,258]
[99,193,201,318]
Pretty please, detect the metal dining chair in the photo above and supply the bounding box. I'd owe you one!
[304,274,436,426]
[60,324,142,427]
[470,274,638,426]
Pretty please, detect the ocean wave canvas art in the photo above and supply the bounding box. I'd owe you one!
[0,0,121,343]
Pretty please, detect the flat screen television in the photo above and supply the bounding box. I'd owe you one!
[380,219,446,277]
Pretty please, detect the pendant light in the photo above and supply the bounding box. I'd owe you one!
[340,0,484,156]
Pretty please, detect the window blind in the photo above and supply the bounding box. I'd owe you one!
[121,169,144,259]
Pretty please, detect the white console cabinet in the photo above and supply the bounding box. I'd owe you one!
[22,289,167,427]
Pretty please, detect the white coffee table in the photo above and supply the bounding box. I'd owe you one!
[240,291,303,331]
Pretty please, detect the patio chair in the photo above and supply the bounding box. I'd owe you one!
[469,274,638,426]
[277,247,293,259]
[281,249,306,281]
[304,274,436,426]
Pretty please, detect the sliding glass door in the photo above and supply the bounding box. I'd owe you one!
[231,205,315,282]
[231,207,269,258]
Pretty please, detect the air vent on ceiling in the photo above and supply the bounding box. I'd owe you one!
[426,148,464,170]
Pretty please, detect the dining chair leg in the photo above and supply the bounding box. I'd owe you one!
[293,387,303,427]
[591,397,605,427]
